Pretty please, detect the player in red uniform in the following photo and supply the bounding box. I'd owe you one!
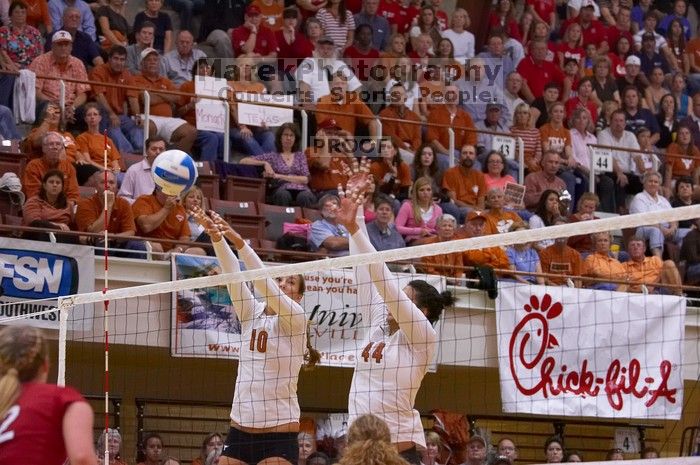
[0,325,96,465]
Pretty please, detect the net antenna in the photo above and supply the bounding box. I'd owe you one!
[57,205,700,309]
[101,130,111,465]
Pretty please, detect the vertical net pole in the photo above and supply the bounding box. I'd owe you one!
[56,307,68,387]
[102,130,111,465]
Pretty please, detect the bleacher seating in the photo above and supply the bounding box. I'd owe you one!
[258,203,302,242]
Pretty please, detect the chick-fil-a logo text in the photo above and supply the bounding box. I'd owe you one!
[508,294,677,411]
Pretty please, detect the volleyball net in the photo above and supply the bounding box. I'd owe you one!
[2,205,700,463]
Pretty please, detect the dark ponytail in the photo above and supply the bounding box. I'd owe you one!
[407,280,455,324]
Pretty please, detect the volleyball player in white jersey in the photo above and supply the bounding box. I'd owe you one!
[194,209,310,465]
[335,173,455,465]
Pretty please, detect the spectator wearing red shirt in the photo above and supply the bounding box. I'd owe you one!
[561,3,610,55]
[527,0,556,32]
[605,5,635,53]
[231,5,279,58]
[517,39,564,102]
[275,8,313,77]
[408,33,433,68]
[565,77,599,124]
[377,0,401,33]
[343,24,379,83]
[429,0,448,31]
[488,0,521,42]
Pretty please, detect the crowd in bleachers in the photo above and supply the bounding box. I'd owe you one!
[96,424,674,464]
[2,0,700,291]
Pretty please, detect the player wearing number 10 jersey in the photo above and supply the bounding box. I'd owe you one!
[196,209,315,465]
[339,201,455,465]
[0,325,97,465]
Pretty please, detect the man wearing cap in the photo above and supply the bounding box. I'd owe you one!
[126,21,167,76]
[462,434,489,465]
[615,55,649,96]
[29,30,90,123]
[638,31,671,76]
[231,5,278,60]
[22,131,80,202]
[516,39,564,102]
[560,2,609,55]
[129,48,197,153]
[91,45,145,154]
[441,144,487,223]
[297,36,362,108]
[44,7,102,67]
[48,0,96,41]
[462,211,509,271]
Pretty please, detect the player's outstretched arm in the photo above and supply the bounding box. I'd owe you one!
[337,172,434,346]
[63,401,98,465]
[211,212,305,335]
[192,207,255,321]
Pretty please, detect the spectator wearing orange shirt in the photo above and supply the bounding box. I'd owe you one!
[29,30,90,124]
[315,72,379,138]
[425,84,477,170]
[664,123,700,191]
[132,186,206,256]
[379,82,422,161]
[306,122,352,197]
[582,232,628,291]
[626,235,682,294]
[22,131,80,202]
[21,169,76,243]
[369,139,411,203]
[440,144,487,223]
[420,214,464,278]
[75,103,122,174]
[75,169,147,257]
[484,188,523,234]
[90,45,144,154]
[523,151,567,210]
[462,210,510,271]
[128,47,197,153]
[539,217,582,287]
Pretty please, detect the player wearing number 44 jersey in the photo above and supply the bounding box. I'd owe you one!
[0,326,97,465]
[193,208,319,465]
[335,171,455,465]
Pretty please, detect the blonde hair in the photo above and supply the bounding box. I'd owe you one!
[425,431,443,447]
[410,177,434,225]
[0,326,48,418]
[339,415,410,465]
[182,185,203,210]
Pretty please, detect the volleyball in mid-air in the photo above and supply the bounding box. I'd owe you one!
[151,150,198,196]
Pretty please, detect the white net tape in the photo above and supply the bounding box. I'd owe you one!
[57,204,700,309]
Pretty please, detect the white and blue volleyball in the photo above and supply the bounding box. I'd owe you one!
[151,150,198,196]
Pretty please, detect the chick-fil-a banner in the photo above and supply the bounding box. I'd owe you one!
[495,284,685,419]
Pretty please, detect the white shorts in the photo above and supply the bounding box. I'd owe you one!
[144,115,189,141]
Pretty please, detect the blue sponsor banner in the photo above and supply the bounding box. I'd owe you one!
[0,239,94,329]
